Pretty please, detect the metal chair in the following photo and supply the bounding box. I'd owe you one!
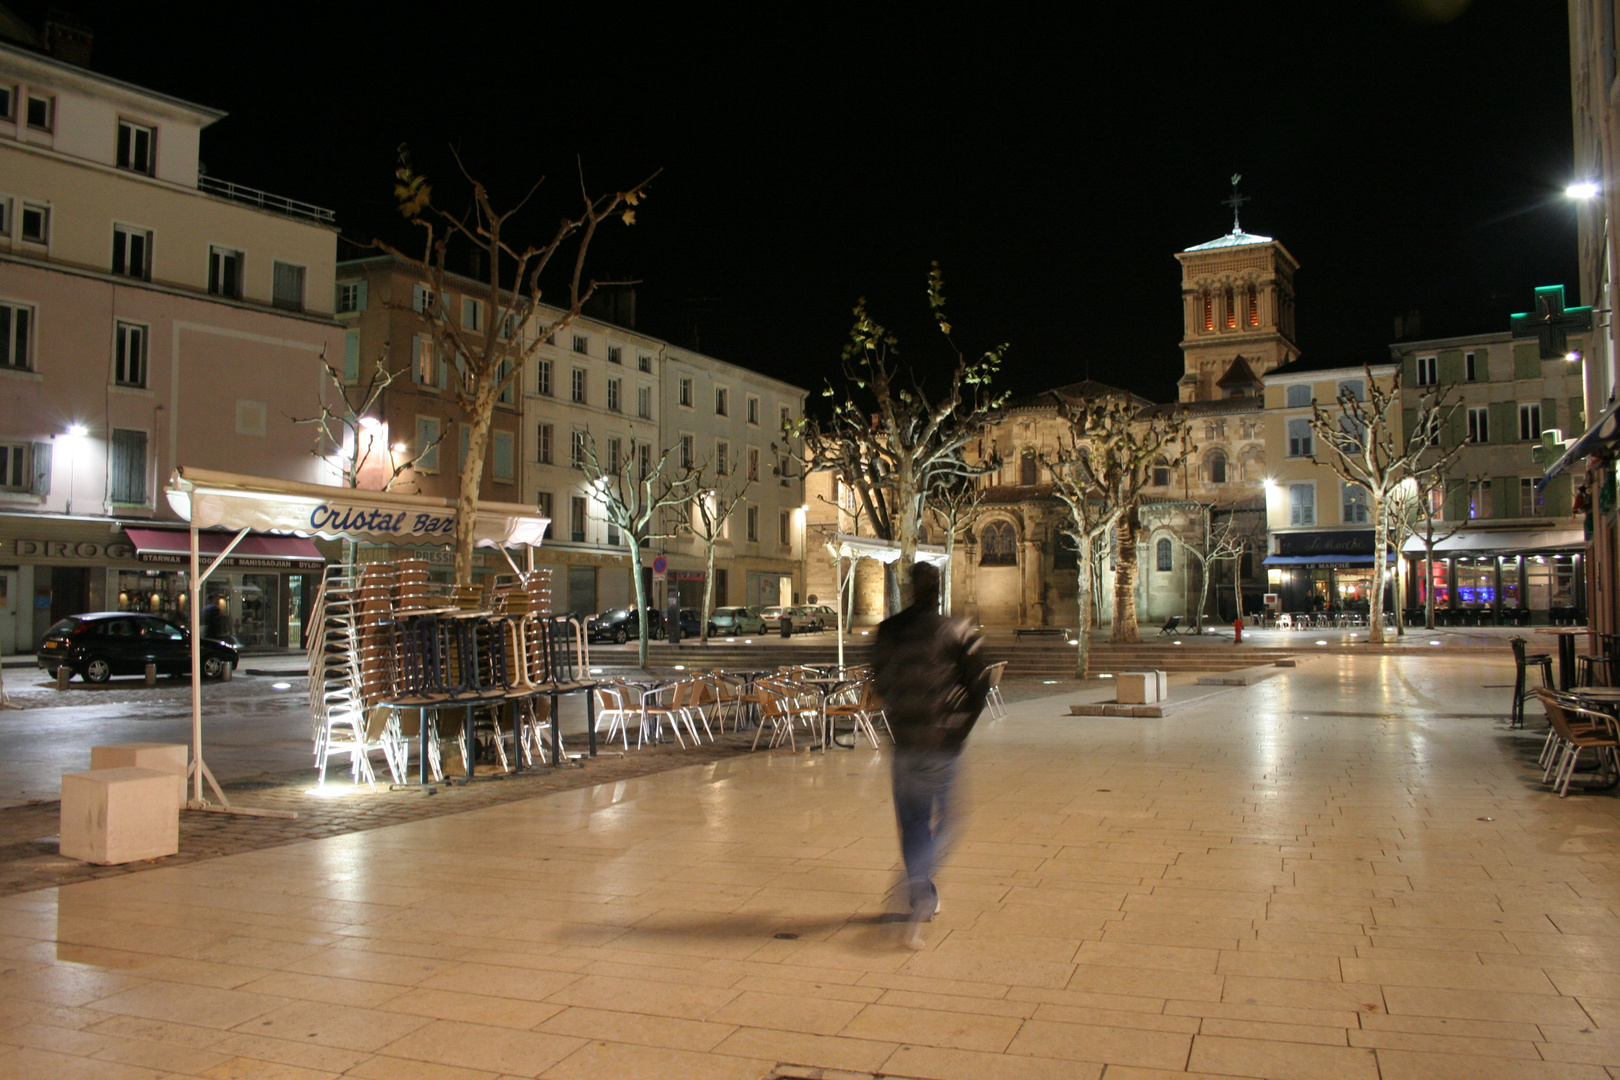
[1510,636,1554,728]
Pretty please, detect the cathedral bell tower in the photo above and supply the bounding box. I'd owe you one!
[1174,176,1301,403]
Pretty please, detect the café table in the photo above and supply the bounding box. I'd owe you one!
[1536,626,1589,691]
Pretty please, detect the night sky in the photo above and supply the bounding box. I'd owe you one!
[35,0,1579,404]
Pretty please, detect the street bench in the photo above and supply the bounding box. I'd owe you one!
[1014,627,1069,642]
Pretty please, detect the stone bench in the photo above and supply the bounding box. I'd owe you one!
[92,742,187,804]
[60,767,180,865]
[1116,670,1168,704]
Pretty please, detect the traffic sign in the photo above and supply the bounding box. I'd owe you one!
[652,556,667,574]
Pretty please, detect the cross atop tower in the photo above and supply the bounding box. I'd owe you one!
[1222,173,1250,234]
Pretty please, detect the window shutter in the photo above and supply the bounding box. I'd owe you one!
[356,280,368,311]
[1513,344,1540,380]
[343,331,360,383]
[1401,355,1417,386]
[1445,407,1465,448]
[1542,397,1558,435]
[1402,408,1417,445]
[1570,397,1586,433]
[30,441,50,495]
[1545,475,1573,517]
[1472,347,1489,380]
[412,284,426,313]
[1489,402,1515,445]
[1438,351,1463,383]
[438,352,448,389]
[1493,476,1515,519]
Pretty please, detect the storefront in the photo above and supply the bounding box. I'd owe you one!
[1402,529,1585,625]
[1263,530,1395,614]
[0,514,326,654]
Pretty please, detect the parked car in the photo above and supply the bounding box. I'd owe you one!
[586,607,663,644]
[37,612,239,683]
[673,608,704,637]
[801,605,838,631]
[709,606,767,635]
[759,605,802,634]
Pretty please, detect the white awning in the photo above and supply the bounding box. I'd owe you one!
[1401,528,1584,555]
[827,533,948,565]
[165,467,549,547]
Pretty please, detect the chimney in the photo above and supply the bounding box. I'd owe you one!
[43,11,92,66]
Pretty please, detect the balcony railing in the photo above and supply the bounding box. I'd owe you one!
[198,175,335,224]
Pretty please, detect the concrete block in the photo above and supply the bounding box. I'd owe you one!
[92,743,188,804]
[1116,670,1165,704]
[60,767,179,865]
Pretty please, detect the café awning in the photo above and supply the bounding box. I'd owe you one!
[1538,397,1620,492]
[1400,528,1585,555]
[825,533,950,668]
[124,526,324,568]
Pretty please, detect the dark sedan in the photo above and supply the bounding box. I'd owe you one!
[585,607,664,644]
[37,612,239,683]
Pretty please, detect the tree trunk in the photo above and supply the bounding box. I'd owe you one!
[941,528,956,616]
[1368,492,1388,644]
[896,470,919,606]
[1423,540,1436,630]
[700,540,716,645]
[1074,533,1093,678]
[1111,509,1143,643]
[628,541,650,670]
[452,398,495,586]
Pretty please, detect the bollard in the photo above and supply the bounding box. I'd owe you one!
[144,663,156,687]
[221,662,232,682]
[779,615,791,639]
[1232,615,1243,645]
[56,665,71,691]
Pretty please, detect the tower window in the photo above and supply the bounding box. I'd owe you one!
[1202,290,1213,332]
[1247,285,1258,327]
[1224,287,1236,329]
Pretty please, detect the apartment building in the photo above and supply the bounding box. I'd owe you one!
[659,347,806,612]
[1390,329,1585,624]
[0,30,342,653]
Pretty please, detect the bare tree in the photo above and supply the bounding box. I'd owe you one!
[289,348,443,491]
[1090,400,1189,643]
[793,264,1006,612]
[368,150,657,584]
[575,432,701,669]
[677,453,753,644]
[1389,467,1468,632]
[924,473,986,616]
[1169,504,1248,633]
[1309,365,1457,644]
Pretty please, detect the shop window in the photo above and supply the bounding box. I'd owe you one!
[980,521,1017,565]
[1156,537,1173,572]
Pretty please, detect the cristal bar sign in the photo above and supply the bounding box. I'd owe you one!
[307,504,457,537]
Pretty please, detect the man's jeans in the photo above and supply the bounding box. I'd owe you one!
[891,747,960,917]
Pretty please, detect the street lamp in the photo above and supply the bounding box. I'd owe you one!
[62,424,87,513]
[1567,181,1600,200]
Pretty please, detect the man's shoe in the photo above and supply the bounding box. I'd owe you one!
[902,919,926,950]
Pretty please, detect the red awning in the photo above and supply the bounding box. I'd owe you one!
[123,527,325,568]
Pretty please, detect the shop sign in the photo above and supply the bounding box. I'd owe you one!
[12,539,135,562]
[1276,530,1375,557]
[676,570,706,581]
[133,551,301,570]
[307,504,455,538]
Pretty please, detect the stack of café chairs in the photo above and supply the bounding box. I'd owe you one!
[308,564,407,787]
[1536,687,1620,797]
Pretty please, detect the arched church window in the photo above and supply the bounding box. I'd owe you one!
[1151,457,1171,487]
[1156,537,1174,572]
[1202,290,1213,332]
[1224,286,1236,329]
[1208,449,1227,484]
[979,521,1017,566]
[1020,449,1038,486]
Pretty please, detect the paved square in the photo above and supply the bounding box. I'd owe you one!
[0,651,1617,1078]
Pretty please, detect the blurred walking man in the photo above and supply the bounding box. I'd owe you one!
[871,561,990,949]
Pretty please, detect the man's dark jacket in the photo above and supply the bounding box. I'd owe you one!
[871,604,991,753]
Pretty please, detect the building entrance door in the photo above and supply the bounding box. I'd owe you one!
[50,566,89,625]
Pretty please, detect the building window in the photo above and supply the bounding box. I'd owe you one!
[716,440,729,475]
[980,521,1017,565]
[638,442,650,481]
[109,429,147,504]
[0,86,12,121]
[1337,379,1365,401]
[1201,289,1213,332]
[114,321,147,388]
[747,446,760,481]
[1285,384,1311,408]
[568,333,586,355]
[415,417,440,472]
[1342,483,1370,524]
[1152,458,1171,486]
[1223,286,1236,329]
[638,354,652,372]
[25,93,52,131]
[607,437,621,472]
[780,404,792,431]
[271,261,305,311]
[462,298,482,331]
[571,368,586,404]
[490,430,514,481]
[0,198,9,237]
[715,386,729,416]
[779,509,791,547]
[412,285,435,313]
[679,377,693,407]
[1,302,33,370]
[1287,418,1313,458]
[680,433,694,470]
[1288,483,1315,526]
[19,201,47,243]
[1247,284,1258,327]
[607,377,621,413]
[336,281,364,313]
[1020,449,1038,486]
[1519,403,1542,441]
[606,521,620,546]
[1517,477,1539,517]
[1464,351,1477,381]
[1156,537,1174,571]
[208,246,242,298]
[111,225,150,280]
[779,454,791,487]
[1467,406,1489,443]
[607,345,622,365]
[536,491,553,538]
[1469,478,1491,520]
[571,429,586,469]
[0,441,33,491]
[746,395,760,425]
[637,385,652,419]
[746,505,759,542]
[1207,449,1226,484]
[116,119,154,174]
[534,423,553,465]
[412,336,439,386]
[537,358,552,396]
[571,496,587,542]
[1416,355,1437,386]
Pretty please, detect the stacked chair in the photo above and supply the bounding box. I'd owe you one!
[1535,687,1620,797]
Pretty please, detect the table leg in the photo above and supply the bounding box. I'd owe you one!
[420,709,432,786]
[509,698,523,774]
[587,688,597,757]
[550,687,562,766]
[1562,635,1578,690]
[464,704,475,782]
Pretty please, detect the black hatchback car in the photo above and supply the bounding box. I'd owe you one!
[585,607,664,644]
[37,612,239,683]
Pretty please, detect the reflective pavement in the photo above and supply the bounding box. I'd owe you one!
[0,652,1617,1079]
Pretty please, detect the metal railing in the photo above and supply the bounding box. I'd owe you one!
[198,175,335,224]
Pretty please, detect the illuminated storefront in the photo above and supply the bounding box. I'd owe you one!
[1402,529,1585,625]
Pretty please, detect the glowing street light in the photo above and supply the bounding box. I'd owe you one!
[66,423,87,438]
[1567,181,1600,200]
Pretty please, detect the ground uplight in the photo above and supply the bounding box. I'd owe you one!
[271,682,292,690]
[1316,640,1327,645]
[303,786,352,799]
[1099,673,1114,678]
